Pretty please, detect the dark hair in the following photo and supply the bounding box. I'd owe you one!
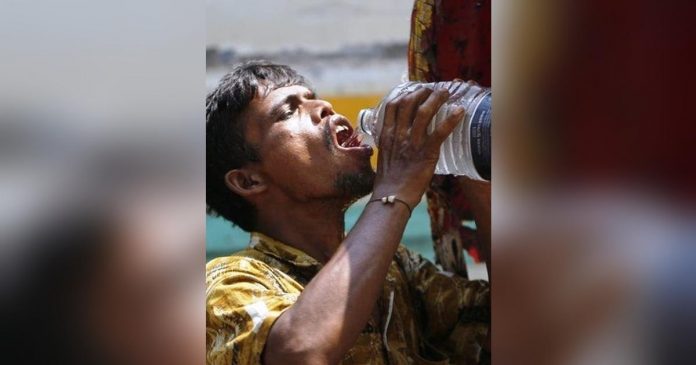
[206,61,309,231]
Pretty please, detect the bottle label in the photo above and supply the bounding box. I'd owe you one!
[470,92,491,180]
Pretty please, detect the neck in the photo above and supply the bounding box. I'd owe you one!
[255,198,347,264]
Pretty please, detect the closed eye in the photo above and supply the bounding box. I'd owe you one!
[271,90,313,121]
[280,104,298,120]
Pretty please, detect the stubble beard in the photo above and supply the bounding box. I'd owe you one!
[323,118,376,207]
[334,166,375,208]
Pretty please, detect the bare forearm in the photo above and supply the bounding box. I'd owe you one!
[264,201,410,364]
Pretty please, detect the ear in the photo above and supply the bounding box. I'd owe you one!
[224,168,267,198]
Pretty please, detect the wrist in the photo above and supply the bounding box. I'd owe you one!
[367,194,414,216]
[371,184,422,208]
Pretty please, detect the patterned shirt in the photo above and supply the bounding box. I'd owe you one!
[206,232,489,364]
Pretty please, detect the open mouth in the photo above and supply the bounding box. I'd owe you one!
[332,117,363,149]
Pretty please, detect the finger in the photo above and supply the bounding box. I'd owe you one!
[411,89,450,146]
[448,80,468,98]
[437,81,460,95]
[394,88,433,144]
[378,93,405,153]
[427,106,465,148]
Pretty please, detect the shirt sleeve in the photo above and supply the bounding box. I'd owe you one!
[206,258,296,365]
[395,246,490,362]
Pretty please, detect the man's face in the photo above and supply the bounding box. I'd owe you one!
[243,84,375,205]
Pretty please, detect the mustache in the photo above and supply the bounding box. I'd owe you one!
[323,119,334,152]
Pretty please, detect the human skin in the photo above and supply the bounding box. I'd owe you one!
[224,84,468,364]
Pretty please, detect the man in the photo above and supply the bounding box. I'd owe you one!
[206,61,490,365]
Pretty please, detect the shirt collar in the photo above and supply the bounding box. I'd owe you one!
[249,232,322,268]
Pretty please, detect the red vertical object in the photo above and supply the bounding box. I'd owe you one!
[409,0,491,276]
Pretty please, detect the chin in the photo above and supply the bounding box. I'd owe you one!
[335,167,376,205]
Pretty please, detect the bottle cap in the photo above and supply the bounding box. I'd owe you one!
[357,109,370,134]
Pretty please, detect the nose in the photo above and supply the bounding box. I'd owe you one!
[308,99,334,124]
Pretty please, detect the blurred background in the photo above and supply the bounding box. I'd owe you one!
[205,0,452,265]
[1,1,205,364]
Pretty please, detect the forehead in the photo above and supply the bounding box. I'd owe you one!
[250,84,314,113]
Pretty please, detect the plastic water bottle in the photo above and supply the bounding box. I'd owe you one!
[357,81,491,180]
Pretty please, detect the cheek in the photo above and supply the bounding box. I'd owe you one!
[261,130,338,188]
[265,130,318,166]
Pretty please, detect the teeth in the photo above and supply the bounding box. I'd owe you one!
[336,125,349,133]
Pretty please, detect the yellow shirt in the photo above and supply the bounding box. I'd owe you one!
[206,232,489,365]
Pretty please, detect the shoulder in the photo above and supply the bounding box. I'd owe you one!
[206,248,304,303]
[206,251,298,365]
[206,249,281,294]
[207,249,270,278]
